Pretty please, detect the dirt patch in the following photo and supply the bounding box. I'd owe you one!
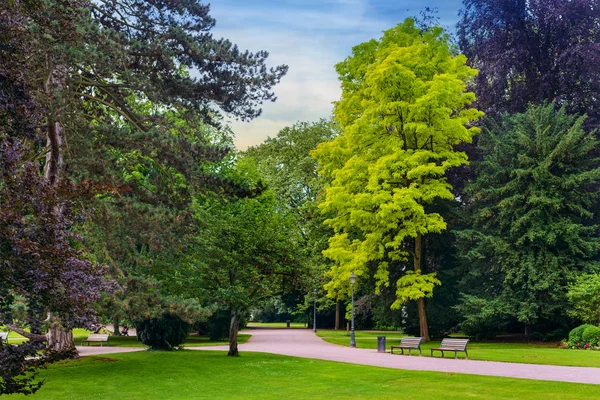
[524,355,540,359]
[94,357,118,363]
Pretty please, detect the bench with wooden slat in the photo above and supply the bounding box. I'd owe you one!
[81,333,109,347]
[0,332,8,345]
[390,336,423,356]
[430,338,469,359]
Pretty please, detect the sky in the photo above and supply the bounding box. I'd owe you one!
[209,0,464,149]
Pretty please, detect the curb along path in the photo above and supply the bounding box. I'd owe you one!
[194,328,600,385]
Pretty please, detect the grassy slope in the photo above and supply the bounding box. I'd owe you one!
[316,330,600,367]
[8,351,600,399]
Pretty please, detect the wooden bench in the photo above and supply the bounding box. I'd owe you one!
[431,338,469,359]
[390,337,422,356]
[81,334,109,347]
[0,332,8,345]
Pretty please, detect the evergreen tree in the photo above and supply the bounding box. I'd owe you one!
[457,104,600,335]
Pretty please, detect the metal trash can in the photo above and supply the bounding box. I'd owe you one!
[286,320,291,328]
[377,336,386,353]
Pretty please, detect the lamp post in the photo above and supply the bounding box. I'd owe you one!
[313,289,317,333]
[349,272,356,348]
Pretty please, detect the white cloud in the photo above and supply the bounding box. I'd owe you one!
[208,0,462,149]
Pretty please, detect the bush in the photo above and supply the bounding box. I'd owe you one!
[136,314,190,350]
[582,326,600,347]
[454,295,508,340]
[567,324,596,348]
[207,309,231,341]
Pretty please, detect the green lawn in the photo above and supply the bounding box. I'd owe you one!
[4,329,249,348]
[317,330,600,367]
[8,351,600,399]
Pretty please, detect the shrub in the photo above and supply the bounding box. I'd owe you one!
[207,309,231,341]
[567,324,596,348]
[454,295,508,340]
[582,326,600,347]
[136,314,190,350]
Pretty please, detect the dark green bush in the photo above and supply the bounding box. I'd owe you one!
[136,314,190,350]
[567,324,595,348]
[454,295,508,340]
[582,326,600,347]
[207,309,231,341]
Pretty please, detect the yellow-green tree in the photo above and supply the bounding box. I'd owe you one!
[313,19,483,340]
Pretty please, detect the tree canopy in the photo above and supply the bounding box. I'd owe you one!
[313,18,482,340]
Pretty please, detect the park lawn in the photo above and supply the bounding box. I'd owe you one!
[316,330,600,368]
[8,350,600,399]
[5,329,249,348]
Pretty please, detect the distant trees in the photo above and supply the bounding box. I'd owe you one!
[313,19,482,341]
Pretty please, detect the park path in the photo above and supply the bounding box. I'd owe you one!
[194,328,600,385]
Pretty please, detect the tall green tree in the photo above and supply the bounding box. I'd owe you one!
[457,104,600,335]
[193,174,303,356]
[1,0,286,353]
[313,19,482,341]
[242,120,340,323]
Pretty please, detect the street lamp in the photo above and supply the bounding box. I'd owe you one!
[313,289,317,333]
[349,272,356,348]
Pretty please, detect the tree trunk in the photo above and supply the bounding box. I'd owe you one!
[228,308,242,356]
[414,234,430,341]
[335,300,340,330]
[113,315,121,336]
[47,326,75,354]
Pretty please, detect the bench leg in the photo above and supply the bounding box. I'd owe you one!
[419,348,422,356]
[454,351,457,359]
[465,350,468,360]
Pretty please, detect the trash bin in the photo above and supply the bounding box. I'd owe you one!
[377,336,386,353]
[286,320,291,328]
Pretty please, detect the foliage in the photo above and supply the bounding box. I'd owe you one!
[566,274,600,325]
[582,326,600,348]
[0,341,46,396]
[457,104,600,330]
[135,314,190,351]
[454,295,508,340]
[392,271,441,309]
[313,18,482,339]
[458,0,600,126]
[567,324,596,349]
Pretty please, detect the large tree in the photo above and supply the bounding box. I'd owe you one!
[242,120,340,325]
[1,0,287,352]
[313,19,482,341]
[193,187,303,356]
[458,0,600,125]
[457,104,600,335]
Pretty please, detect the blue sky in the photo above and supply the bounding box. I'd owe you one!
[209,0,464,149]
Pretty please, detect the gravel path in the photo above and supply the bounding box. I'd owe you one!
[193,328,600,385]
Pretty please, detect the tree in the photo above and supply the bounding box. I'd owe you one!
[458,0,600,126]
[457,104,600,335]
[313,19,482,341]
[1,0,287,352]
[242,120,340,325]
[0,139,112,394]
[566,274,600,326]
[193,186,303,356]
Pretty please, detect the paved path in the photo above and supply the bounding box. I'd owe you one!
[194,328,600,385]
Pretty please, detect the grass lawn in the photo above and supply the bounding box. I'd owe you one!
[316,330,600,368]
[8,351,600,399]
[4,329,249,348]
[247,321,307,328]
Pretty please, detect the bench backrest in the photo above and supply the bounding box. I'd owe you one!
[0,332,8,340]
[86,334,109,341]
[399,337,422,346]
[439,338,469,350]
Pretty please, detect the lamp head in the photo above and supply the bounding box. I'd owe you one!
[349,272,356,285]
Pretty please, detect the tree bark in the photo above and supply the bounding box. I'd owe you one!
[414,234,430,341]
[6,324,47,343]
[113,315,121,336]
[228,308,242,356]
[335,300,340,330]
